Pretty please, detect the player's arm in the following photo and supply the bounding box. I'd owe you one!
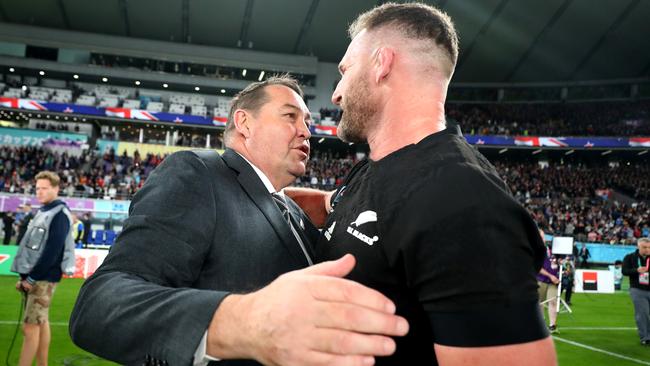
[434,338,557,366]
[284,187,333,228]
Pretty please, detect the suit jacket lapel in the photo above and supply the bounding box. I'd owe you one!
[222,149,310,266]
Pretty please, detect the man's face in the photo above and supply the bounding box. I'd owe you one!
[639,242,650,256]
[244,85,312,188]
[35,179,59,205]
[332,30,380,143]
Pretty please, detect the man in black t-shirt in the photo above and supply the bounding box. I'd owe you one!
[289,3,556,365]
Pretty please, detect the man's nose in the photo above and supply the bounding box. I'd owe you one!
[331,85,342,106]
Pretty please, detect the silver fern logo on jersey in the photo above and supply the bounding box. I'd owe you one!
[346,211,379,246]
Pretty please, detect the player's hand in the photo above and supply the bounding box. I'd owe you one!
[638,267,648,274]
[15,280,22,292]
[549,275,559,285]
[206,254,409,366]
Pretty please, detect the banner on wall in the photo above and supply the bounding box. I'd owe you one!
[95,139,224,157]
[464,135,639,149]
[0,245,18,276]
[3,97,650,143]
[0,245,108,279]
[0,126,87,147]
[64,248,109,279]
[0,194,95,214]
[574,270,615,293]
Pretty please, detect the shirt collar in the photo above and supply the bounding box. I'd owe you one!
[235,152,284,197]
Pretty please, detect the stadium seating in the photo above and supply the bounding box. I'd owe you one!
[145,101,164,113]
[99,96,119,108]
[168,103,186,114]
[104,230,117,245]
[190,105,207,117]
[76,95,97,106]
[122,99,142,109]
[4,87,24,98]
[91,230,104,245]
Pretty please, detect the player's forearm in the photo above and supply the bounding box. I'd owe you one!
[434,337,557,366]
[284,187,333,228]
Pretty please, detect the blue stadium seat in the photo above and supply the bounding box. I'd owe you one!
[92,230,105,245]
[104,230,117,246]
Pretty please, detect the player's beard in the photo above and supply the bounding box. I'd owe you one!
[337,73,378,144]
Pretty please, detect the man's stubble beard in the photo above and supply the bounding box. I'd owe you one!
[337,74,378,144]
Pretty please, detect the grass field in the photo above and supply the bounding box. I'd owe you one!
[0,275,648,365]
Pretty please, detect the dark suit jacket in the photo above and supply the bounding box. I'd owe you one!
[69,149,319,366]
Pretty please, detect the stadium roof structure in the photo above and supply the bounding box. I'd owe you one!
[0,0,648,83]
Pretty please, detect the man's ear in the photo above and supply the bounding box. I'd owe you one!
[233,109,251,138]
[374,47,394,84]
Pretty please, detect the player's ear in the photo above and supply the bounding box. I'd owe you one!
[373,47,395,84]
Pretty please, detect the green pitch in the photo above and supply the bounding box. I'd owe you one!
[0,275,648,365]
[0,276,116,366]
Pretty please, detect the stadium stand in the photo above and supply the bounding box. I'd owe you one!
[448,101,650,137]
[0,139,647,245]
[318,101,650,137]
[6,79,648,138]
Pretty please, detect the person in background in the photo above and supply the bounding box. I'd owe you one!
[2,211,14,245]
[579,243,591,268]
[561,258,575,305]
[72,214,84,246]
[11,171,75,366]
[613,260,624,291]
[15,203,34,245]
[81,213,92,245]
[622,237,650,346]
[538,230,560,333]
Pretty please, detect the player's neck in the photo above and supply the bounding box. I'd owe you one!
[368,98,446,161]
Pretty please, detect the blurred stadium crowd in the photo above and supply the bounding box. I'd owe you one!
[1,62,649,247]
[1,141,648,245]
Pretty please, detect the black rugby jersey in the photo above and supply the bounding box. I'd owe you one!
[317,127,548,365]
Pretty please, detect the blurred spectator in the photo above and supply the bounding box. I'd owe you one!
[15,203,34,245]
[81,213,92,245]
[578,243,591,268]
[2,212,14,245]
[0,145,164,200]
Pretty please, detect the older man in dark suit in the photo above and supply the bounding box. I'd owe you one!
[69,76,407,366]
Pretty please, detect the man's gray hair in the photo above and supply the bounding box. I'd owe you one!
[223,74,303,146]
